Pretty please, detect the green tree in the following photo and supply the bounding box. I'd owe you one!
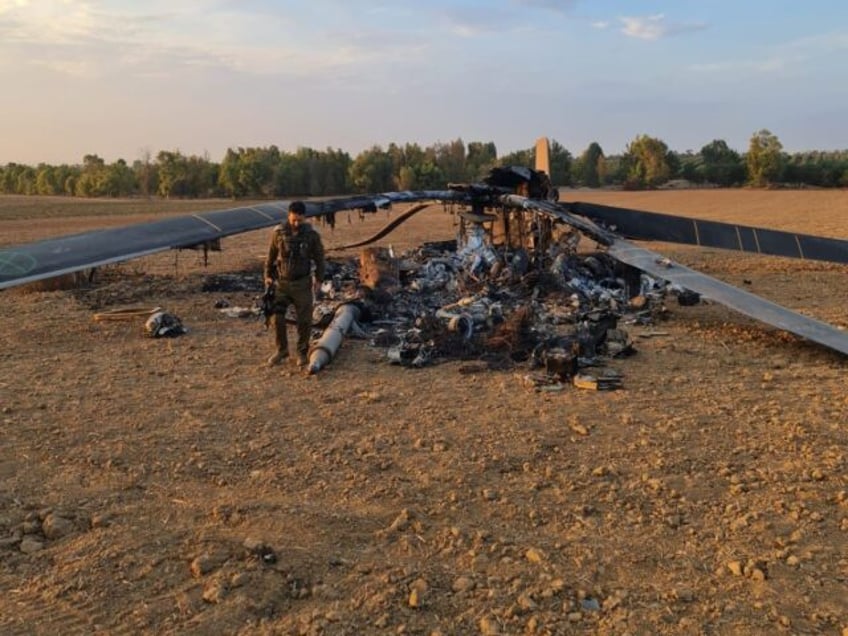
[746,129,784,187]
[624,135,672,188]
[185,154,219,198]
[133,150,157,198]
[575,142,605,187]
[397,165,416,190]
[296,147,350,196]
[262,146,351,197]
[319,147,351,194]
[54,165,79,197]
[103,159,137,197]
[63,173,78,196]
[15,165,37,194]
[466,141,497,181]
[596,153,609,186]
[387,141,447,190]
[700,139,744,186]
[156,150,189,198]
[498,147,534,168]
[431,138,466,183]
[232,146,278,197]
[296,147,322,195]
[348,146,394,193]
[275,151,308,195]
[1,163,36,194]
[413,160,445,189]
[35,164,61,195]
[674,151,703,184]
[548,139,573,187]
[75,154,108,197]
[783,150,848,187]
[218,148,244,198]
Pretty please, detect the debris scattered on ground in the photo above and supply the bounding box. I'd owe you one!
[217,305,261,319]
[194,234,687,387]
[572,371,625,391]
[300,234,683,386]
[144,310,187,338]
[93,306,163,322]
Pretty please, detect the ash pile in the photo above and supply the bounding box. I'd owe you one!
[311,217,694,388]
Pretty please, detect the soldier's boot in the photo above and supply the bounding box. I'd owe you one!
[267,315,289,367]
[296,351,309,368]
[267,350,288,366]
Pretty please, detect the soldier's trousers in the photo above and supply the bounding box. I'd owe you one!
[271,276,313,356]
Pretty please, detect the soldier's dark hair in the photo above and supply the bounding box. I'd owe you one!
[288,200,306,216]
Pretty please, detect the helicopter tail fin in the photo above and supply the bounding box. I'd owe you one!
[535,137,550,176]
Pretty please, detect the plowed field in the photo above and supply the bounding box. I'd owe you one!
[1,190,847,635]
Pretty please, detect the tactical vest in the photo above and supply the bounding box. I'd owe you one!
[276,224,315,281]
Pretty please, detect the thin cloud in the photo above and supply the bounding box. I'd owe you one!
[0,0,428,79]
[784,30,848,54]
[688,30,848,77]
[440,7,523,37]
[440,0,582,37]
[689,58,787,74]
[511,0,578,11]
[620,14,707,41]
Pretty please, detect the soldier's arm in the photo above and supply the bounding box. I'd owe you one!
[312,232,326,282]
[263,229,280,283]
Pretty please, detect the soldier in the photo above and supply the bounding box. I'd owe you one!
[264,200,326,367]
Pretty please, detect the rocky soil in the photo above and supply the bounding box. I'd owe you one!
[1,190,847,635]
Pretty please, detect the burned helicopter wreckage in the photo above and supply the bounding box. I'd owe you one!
[303,239,650,388]
[3,138,847,374]
[298,166,702,384]
[294,155,848,378]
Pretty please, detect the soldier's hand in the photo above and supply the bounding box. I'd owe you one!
[264,277,274,287]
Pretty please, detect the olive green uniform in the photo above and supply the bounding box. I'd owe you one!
[264,222,325,359]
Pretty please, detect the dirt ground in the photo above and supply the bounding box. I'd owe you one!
[1,190,847,635]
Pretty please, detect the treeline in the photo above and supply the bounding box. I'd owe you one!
[2,129,847,199]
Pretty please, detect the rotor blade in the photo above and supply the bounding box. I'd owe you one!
[607,240,848,356]
[0,192,468,290]
[0,202,286,290]
[304,190,465,218]
[569,202,848,264]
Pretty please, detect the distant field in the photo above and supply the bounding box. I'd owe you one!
[560,187,848,236]
[0,194,263,221]
[0,195,272,246]
[3,189,846,229]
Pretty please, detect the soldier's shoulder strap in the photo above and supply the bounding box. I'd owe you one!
[300,223,321,239]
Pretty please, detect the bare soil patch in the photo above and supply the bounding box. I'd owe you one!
[1,191,847,635]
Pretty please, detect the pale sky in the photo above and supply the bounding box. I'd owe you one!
[1,0,847,165]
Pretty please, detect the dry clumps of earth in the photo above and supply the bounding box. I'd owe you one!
[1,190,847,635]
